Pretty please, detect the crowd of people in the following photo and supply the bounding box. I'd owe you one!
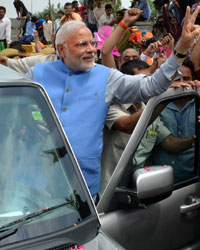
[1,0,200,202]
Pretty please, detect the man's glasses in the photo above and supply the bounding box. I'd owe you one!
[75,40,98,49]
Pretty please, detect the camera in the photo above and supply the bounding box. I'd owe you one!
[141,37,157,49]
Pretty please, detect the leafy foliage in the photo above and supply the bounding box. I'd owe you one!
[34,3,64,20]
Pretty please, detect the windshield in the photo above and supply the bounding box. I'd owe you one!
[0,86,92,245]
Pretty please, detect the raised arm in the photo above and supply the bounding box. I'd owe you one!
[101,8,142,68]
[190,36,200,72]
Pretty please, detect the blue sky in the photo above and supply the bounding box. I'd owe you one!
[2,0,132,18]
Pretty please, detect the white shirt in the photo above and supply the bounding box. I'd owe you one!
[98,13,114,28]
[0,17,11,43]
[43,20,52,42]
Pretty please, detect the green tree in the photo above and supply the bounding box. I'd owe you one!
[34,3,64,21]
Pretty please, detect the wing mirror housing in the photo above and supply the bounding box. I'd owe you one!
[115,165,174,208]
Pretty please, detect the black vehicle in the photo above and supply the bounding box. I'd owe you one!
[1,65,200,250]
[0,65,124,250]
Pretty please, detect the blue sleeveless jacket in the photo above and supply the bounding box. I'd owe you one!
[34,60,110,195]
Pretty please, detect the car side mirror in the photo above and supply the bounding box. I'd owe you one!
[114,165,173,208]
[132,165,173,199]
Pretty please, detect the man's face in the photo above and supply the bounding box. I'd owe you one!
[57,27,97,71]
[73,2,79,10]
[0,9,5,20]
[65,5,73,16]
[170,17,178,26]
[26,13,31,20]
[45,15,49,21]
[175,65,193,83]
[120,49,140,66]
[58,12,64,19]
[116,13,123,22]
[83,13,88,22]
[105,8,112,16]
[95,0,102,7]
[88,1,94,9]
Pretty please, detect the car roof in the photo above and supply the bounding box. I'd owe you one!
[0,64,31,83]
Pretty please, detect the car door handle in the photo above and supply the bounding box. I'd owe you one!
[180,197,200,214]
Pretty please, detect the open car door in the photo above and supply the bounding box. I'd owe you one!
[98,87,200,250]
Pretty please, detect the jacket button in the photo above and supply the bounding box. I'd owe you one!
[66,88,70,92]
[63,107,67,111]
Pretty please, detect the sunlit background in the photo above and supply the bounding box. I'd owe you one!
[1,0,132,18]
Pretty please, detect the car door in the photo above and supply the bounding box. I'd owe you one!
[98,87,200,250]
[0,65,125,250]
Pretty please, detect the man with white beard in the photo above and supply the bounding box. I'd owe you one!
[26,7,200,200]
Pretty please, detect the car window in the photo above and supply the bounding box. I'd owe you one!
[0,86,92,245]
[132,97,198,185]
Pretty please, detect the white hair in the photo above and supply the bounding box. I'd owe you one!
[55,21,87,47]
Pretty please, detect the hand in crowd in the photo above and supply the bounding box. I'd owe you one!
[160,33,174,51]
[170,80,200,91]
[34,31,39,41]
[123,8,143,27]
[190,80,200,91]
[143,41,162,57]
[169,81,190,90]
[0,55,8,67]
[176,6,200,55]
[153,52,168,69]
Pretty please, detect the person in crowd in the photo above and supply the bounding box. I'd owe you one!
[152,58,199,182]
[93,0,116,23]
[169,0,184,23]
[13,0,28,19]
[115,10,124,24]
[23,7,200,199]
[72,0,85,18]
[152,16,168,40]
[19,14,37,44]
[34,17,45,42]
[83,0,98,31]
[43,14,53,44]
[163,5,182,42]
[153,0,164,18]
[98,4,115,27]
[60,2,82,25]
[190,34,200,80]
[0,6,11,49]
[101,58,196,193]
[54,10,64,32]
[131,0,151,21]
[83,12,98,33]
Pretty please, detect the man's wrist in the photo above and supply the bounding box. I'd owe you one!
[175,41,188,55]
[173,49,187,59]
[119,20,129,29]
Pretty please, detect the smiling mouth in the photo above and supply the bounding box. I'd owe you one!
[83,56,95,61]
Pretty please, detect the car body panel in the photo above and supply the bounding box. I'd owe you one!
[98,88,200,250]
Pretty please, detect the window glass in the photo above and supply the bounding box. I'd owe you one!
[132,97,197,184]
[0,87,91,245]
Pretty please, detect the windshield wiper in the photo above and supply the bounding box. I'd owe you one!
[0,198,75,241]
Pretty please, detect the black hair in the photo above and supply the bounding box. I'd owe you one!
[72,0,78,4]
[105,4,112,10]
[9,41,22,50]
[182,57,195,79]
[116,10,124,16]
[57,10,64,15]
[31,16,38,22]
[121,59,149,75]
[64,2,72,8]
[0,6,6,12]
